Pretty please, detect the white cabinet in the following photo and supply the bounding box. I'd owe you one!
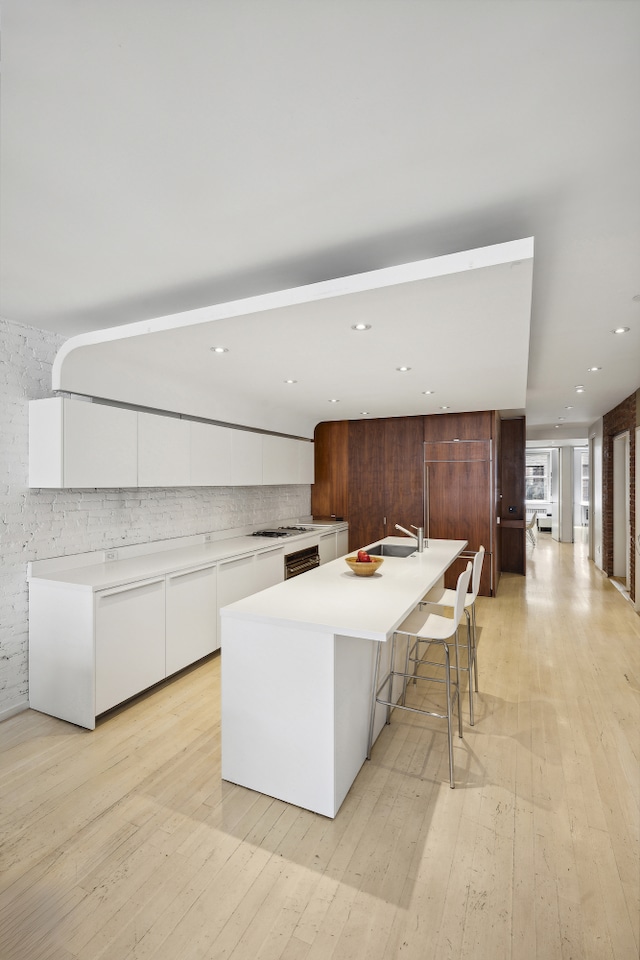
[263,436,298,484]
[216,552,257,634]
[29,397,137,488]
[336,528,349,557]
[318,531,337,565]
[138,412,191,486]
[217,546,285,639]
[95,576,166,715]
[230,430,263,485]
[298,441,315,484]
[263,436,314,484]
[254,545,285,591]
[30,397,313,489]
[190,421,232,486]
[166,563,218,673]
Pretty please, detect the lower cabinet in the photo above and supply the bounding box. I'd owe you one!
[29,531,341,729]
[217,548,284,635]
[95,577,166,715]
[319,531,337,565]
[165,563,218,675]
[336,528,349,558]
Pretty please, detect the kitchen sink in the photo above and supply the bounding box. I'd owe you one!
[366,543,416,558]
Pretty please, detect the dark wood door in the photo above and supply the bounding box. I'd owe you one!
[426,459,492,548]
[425,449,493,595]
[347,419,386,551]
[311,421,349,520]
[384,417,424,539]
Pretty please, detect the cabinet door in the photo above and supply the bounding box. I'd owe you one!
[311,421,348,518]
[64,400,138,488]
[230,431,262,485]
[347,420,386,551]
[262,436,299,484]
[95,577,166,715]
[254,545,285,590]
[166,564,218,674]
[190,422,232,486]
[138,413,191,486]
[336,529,349,558]
[383,417,424,538]
[217,553,256,638]
[318,531,337,565]
[297,441,315,484]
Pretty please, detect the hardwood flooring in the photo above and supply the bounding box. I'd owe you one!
[1,536,638,959]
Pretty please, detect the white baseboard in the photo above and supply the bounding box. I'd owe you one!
[0,701,29,723]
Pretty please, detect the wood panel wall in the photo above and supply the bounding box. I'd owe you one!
[311,411,511,597]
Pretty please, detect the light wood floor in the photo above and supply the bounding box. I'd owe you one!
[1,535,639,960]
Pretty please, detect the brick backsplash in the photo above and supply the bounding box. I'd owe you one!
[0,317,310,719]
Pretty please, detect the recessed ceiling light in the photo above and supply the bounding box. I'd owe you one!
[612,326,630,334]
[587,366,601,372]
[284,379,297,384]
[396,366,411,372]
[328,398,340,403]
[565,405,574,410]
[360,411,369,416]
[575,385,585,393]
[439,405,450,410]
[557,417,566,421]
[554,424,561,429]
[210,346,228,353]
[422,390,435,395]
[351,323,371,331]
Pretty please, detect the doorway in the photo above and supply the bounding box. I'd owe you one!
[612,431,631,592]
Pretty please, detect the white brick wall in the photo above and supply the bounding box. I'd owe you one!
[0,318,310,720]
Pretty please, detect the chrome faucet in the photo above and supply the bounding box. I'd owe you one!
[395,523,425,552]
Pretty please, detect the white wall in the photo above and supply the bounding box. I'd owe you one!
[0,318,311,720]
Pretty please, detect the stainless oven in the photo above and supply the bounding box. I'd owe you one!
[284,544,320,579]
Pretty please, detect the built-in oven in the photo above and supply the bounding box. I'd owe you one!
[284,544,320,579]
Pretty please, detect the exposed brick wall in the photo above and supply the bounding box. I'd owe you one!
[602,389,637,601]
[0,318,310,719]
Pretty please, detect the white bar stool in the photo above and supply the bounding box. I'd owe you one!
[420,546,484,725]
[367,562,472,789]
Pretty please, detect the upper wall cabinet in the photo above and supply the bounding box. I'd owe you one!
[263,435,298,485]
[138,412,191,487]
[230,429,263,486]
[29,397,138,488]
[190,421,233,486]
[28,398,313,489]
[263,435,315,485]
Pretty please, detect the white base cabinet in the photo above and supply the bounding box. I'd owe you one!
[95,577,166,714]
[217,546,284,635]
[166,563,218,674]
[28,526,343,729]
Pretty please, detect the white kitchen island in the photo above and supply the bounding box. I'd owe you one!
[220,536,466,818]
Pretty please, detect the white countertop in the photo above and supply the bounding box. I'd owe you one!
[27,523,346,592]
[220,537,467,642]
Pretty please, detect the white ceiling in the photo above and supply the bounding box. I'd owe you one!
[2,1,639,439]
[51,241,534,437]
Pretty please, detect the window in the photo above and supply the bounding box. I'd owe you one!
[526,451,551,501]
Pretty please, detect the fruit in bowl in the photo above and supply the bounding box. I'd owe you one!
[345,551,384,577]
